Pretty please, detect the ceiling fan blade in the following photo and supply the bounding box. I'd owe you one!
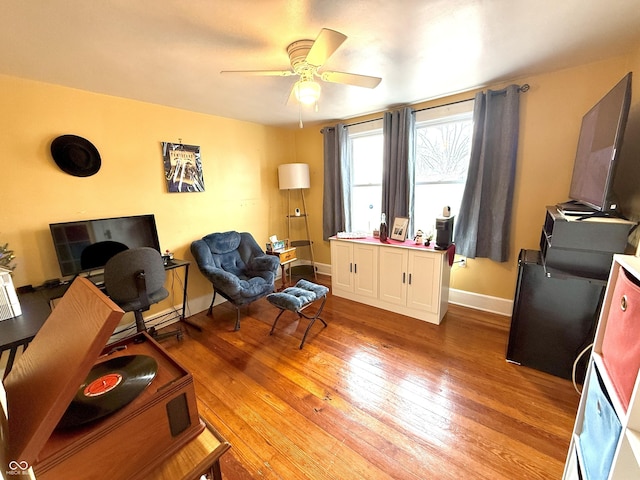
[220,70,295,77]
[305,28,347,67]
[286,83,298,105]
[320,71,382,89]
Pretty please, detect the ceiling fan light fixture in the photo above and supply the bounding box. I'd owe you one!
[295,80,321,105]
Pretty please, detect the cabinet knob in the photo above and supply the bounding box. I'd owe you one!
[621,294,628,312]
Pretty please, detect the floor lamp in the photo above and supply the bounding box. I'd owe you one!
[278,163,317,280]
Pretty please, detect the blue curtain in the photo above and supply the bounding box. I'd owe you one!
[381,107,415,229]
[322,123,349,239]
[454,85,521,262]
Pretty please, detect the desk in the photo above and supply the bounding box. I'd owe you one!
[1,259,191,378]
[0,283,68,378]
[144,418,230,480]
[154,259,198,332]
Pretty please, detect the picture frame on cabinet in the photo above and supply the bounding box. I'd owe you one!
[391,217,409,241]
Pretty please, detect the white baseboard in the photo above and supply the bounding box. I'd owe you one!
[448,288,512,316]
[286,259,332,277]
[313,261,332,276]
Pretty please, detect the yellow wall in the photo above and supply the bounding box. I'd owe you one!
[297,52,640,300]
[0,75,296,304]
[3,47,640,306]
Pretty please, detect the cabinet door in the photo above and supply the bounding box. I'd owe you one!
[378,247,408,306]
[407,250,439,313]
[353,243,378,298]
[331,241,354,292]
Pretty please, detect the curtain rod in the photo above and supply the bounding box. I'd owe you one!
[323,83,529,131]
[413,83,529,114]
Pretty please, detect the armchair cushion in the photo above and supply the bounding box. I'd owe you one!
[203,231,241,254]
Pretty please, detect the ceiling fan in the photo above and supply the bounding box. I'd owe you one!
[220,28,382,107]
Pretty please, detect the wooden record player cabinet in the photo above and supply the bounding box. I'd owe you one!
[1,278,221,480]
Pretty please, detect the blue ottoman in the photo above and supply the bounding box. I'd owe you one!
[266,279,329,349]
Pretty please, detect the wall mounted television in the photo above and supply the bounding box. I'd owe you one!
[560,72,632,215]
[50,214,161,277]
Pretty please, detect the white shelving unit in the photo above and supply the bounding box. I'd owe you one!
[285,193,316,280]
[563,254,640,479]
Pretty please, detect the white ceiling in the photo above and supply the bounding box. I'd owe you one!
[2,1,640,128]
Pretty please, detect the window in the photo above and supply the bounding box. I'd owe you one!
[347,120,383,233]
[413,102,473,238]
[346,103,473,238]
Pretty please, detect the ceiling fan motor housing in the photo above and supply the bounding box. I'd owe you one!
[287,40,315,69]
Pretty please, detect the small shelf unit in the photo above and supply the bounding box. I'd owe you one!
[563,254,640,479]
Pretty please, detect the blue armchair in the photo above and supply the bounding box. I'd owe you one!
[191,231,280,330]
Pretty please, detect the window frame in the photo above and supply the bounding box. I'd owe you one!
[346,119,384,233]
[344,101,474,236]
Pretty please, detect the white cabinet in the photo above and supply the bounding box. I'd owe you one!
[407,250,442,313]
[563,254,640,479]
[330,238,450,324]
[331,240,354,292]
[330,240,378,298]
[378,248,441,313]
[378,246,408,306]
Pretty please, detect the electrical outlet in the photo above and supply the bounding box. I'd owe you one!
[459,258,467,268]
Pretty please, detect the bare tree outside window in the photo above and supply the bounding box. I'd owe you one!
[413,113,473,236]
[416,119,471,182]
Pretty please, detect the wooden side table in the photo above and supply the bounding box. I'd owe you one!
[267,247,297,290]
[144,417,231,480]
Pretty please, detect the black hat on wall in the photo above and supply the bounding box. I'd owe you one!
[50,134,101,177]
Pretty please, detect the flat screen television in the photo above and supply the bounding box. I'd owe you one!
[50,214,161,277]
[561,72,632,214]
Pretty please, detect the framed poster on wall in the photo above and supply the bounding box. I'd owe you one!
[162,142,205,193]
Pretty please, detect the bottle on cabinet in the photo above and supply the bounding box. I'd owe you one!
[379,213,388,242]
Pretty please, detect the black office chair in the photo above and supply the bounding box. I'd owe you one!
[104,247,182,341]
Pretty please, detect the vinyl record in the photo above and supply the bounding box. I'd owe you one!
[56,354,158,429]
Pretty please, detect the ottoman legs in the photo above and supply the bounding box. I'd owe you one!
[269,294,328,349]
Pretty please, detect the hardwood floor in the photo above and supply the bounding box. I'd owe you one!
[164,276,579,479]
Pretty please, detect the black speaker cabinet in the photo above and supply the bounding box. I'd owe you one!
[435,216,454,250]
[506,249,605,382]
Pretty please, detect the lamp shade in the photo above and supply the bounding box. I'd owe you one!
[278,163,310,190]
[295,80,321,105]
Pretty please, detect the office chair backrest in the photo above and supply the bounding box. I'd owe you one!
[104,247,166,305]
